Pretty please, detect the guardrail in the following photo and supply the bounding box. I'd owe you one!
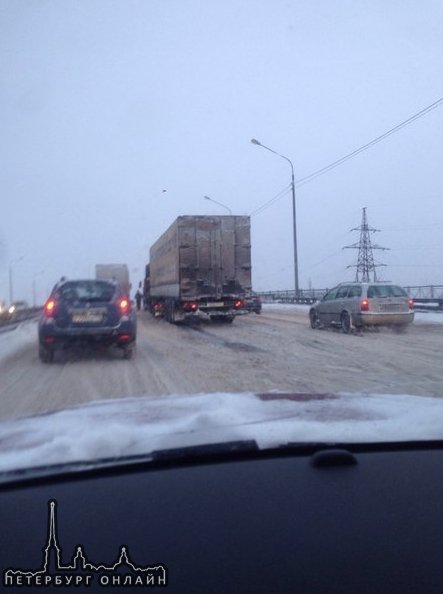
[258,289,326,305]
[258,285,443,310]
[403,285,443,304]
[0,308,42,331]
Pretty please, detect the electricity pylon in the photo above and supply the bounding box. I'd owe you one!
[343,207,389,282]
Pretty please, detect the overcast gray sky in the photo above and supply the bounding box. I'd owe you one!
[1,0,442,304]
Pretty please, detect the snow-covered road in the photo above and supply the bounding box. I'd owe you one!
[0,307,441,421]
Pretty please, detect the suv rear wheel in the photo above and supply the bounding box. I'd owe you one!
[39,345,54,363]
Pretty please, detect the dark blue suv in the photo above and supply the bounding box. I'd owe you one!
[38,279,137,362]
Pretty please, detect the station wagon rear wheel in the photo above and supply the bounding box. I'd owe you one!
[341,312,351,334]
[309,309,319,329]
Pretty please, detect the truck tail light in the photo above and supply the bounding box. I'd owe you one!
[182,301,198,311]
[152,303,163,316]
[44,299,56,317]
[360,299,369,312]
[234,299,244,309]
[408,298,414,309]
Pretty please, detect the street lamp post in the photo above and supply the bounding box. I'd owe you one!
[8,256,24,304]
[251,139,299,297]
[203,195,233,215]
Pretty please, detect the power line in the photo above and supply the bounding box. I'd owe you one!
[251,95,443,216]
[250,183,292,216]
[296,95,443,187]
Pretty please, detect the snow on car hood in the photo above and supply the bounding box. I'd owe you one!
[0,391,442,472]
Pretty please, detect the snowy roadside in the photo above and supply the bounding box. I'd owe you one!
[262,302,443,323]
[414,311,443,324]
[0,321,37,362]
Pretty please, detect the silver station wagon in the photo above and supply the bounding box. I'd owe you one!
[309,282,415,333]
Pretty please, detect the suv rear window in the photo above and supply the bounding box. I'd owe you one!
[367,285,407,298]
[57,281,116,303]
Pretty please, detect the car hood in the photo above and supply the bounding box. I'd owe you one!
[0,392,442,472]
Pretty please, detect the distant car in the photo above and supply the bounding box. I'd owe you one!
[38,279,136,362]
[244,293,262,314]
[8,300,28,314]
[309,282,414,333]
[6,301,29,321]
[0,303,7,321]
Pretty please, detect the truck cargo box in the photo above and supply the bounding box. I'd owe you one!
[149,216,251,300]
[150,216,251,299]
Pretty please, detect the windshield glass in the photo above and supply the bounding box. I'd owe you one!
[56,281,116,303]
[0,0,442,473]
[367,285,408,298]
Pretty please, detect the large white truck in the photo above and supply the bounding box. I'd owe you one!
[95,264,131,296]
[144,216,251,323]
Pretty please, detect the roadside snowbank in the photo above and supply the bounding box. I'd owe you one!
[263,303,443,323]
[0,322,37,362]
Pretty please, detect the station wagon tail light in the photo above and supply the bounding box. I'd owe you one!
[408,298,414,309]
[44,299,56,316]
[360,299,369,312]
[119,298,130,314]
[234,299,244,309]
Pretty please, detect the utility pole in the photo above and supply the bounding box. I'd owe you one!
[250,139,299,297]
[343,207,389,282]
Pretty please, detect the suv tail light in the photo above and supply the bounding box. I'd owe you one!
[119,298,131,315]
[44,299,56,317]
[360,299,369,312]
[408,298,414,310]
[234,299,244,309]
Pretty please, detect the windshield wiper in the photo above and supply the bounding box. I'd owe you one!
[151,440,259,463]
[0,440,260,488]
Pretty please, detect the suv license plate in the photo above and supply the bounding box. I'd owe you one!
[72,313,103,323]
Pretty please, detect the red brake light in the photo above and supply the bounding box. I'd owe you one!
[360,299,369,312]
[234,299,244,309]
[408,298,414,309]
[182,301,198,311]
[44,300,56,316]
[119,298,130,314]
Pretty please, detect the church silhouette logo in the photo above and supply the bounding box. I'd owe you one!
[3,500,168,588]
